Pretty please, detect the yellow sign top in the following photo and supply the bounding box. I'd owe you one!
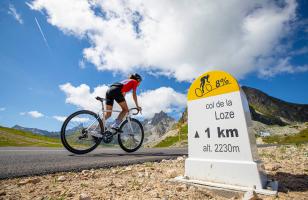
[188,70,240,101]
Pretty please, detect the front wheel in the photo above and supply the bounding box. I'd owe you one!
[118,118,144,153]
[61,110,103,154]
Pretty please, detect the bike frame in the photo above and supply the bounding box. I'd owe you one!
[85,100,137,134]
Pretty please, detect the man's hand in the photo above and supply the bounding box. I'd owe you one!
[137,106,142,113]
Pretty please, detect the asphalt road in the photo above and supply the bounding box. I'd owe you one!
[0,144,278,180]
[0,147,187,179]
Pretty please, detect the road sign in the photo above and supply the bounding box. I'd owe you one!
[175,71,278,195]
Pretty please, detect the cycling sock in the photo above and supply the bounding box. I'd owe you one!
[111,119,121,128]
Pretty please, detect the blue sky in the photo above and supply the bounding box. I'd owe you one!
[0,0,307,131]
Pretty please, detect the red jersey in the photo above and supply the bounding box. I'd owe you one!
[120,79,139,93]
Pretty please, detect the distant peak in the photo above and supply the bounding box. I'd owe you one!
[154,111,167,117]
[151,111,175,126]
[12,125,23,129]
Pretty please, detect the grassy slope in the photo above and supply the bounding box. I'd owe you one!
[263,127,308,145]
[0,126,62,147]
[154,124,188,147]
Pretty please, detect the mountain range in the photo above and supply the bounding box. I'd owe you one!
[242,86,308,125]
[12,125,59,137]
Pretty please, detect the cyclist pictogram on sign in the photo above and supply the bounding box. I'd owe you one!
[187,71,239,101]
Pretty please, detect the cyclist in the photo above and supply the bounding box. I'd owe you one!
[200,74,210,93]
[105,73,142,130]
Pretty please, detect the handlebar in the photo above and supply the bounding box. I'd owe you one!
[129,108,141,115]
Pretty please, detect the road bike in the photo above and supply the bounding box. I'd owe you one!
[60,96,144,154]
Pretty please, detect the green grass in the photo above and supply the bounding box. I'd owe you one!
[154,124,188,147]
[263,127,308,145]
[0,126,62,147]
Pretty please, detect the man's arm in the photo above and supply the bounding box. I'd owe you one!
[133,90,142,111]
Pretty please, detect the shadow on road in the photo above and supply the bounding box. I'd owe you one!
[69,152,187,158]
[268,172,308,192]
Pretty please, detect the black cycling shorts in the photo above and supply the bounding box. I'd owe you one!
[105,83,125,106]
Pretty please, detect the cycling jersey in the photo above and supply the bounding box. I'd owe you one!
[106,79,139,106]
[120,79,139,93]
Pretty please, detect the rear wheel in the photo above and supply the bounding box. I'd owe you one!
[118,118,144,153]
[195,88,203,97]
[61,110,103,154]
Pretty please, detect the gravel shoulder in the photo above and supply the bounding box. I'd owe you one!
[0,144,307,200]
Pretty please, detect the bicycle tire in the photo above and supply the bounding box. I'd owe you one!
[118,118,144,153]
[205,84,212,92]
[195,88,203,97]
[61,110,103,154]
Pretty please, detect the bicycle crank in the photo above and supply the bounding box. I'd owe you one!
[102,131,114,143]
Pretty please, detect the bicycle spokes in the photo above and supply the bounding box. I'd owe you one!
[119,119,143,151]
[61,111,103,154]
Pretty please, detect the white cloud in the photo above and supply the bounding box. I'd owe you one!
[8,3,23,24]
[79,59,86,69]
[136,87,186,118]
[258,57,308,77]
[28,0,103,37]
[0,107,6,111]
[59,83,186,119]
[53,115,89,123]
[29,0,303,81]
[53,115,67,122]
[22,111,45,118]
[289,47,308,56]
[59,83,109,111]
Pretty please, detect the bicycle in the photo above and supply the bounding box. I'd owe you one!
[60,96,144,154]
[194,83,213,97]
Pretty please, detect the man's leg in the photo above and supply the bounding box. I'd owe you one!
[109,86,128,129]
[117,101,129,123]
[111,101,128,129]
[104,104,113,120]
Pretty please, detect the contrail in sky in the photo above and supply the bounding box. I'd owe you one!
[34,17,51,51]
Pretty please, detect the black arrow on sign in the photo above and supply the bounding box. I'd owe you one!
[194,131,200,138]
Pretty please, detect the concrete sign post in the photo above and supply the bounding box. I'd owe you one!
[176,71,278,195]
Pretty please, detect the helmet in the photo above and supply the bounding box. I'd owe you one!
[132,73,142,82]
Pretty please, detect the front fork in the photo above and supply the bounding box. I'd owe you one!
[126,116,134,134]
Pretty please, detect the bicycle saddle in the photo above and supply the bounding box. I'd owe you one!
[95,96,105,102]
